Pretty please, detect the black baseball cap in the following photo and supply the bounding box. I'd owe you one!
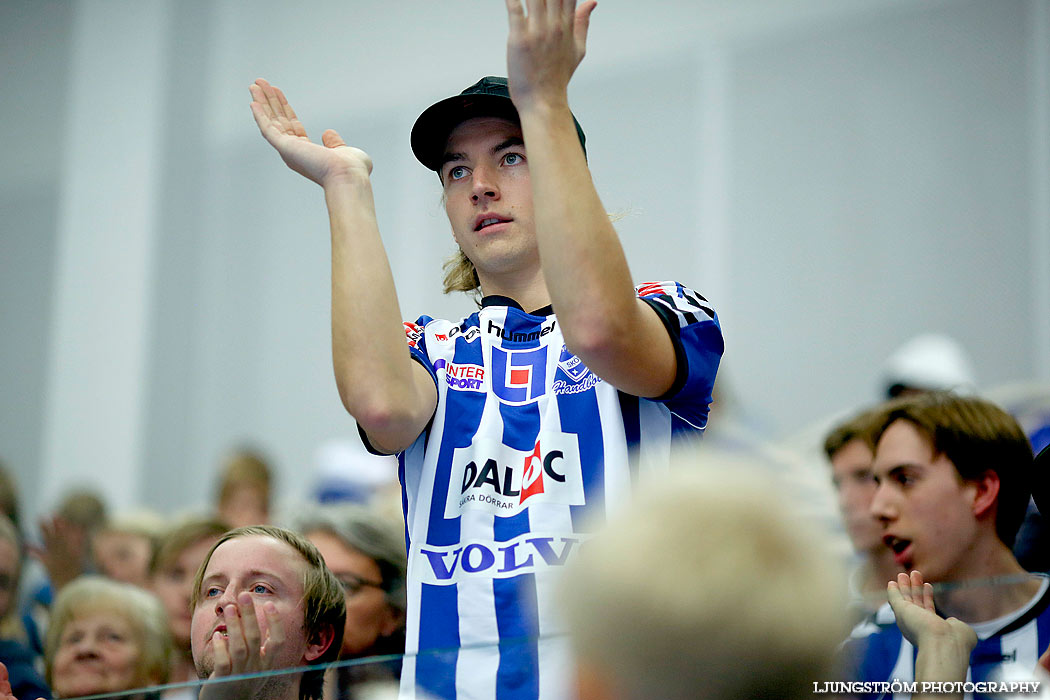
[410,76,587,172]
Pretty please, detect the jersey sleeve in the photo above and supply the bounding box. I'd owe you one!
[358,315,440,456]
[636,281,723,430]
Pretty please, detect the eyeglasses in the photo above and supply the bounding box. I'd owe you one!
[336,573,384,595]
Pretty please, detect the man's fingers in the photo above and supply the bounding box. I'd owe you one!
[212,630,232,677]
[895,572,912,603]
[524,0,545,28]
[250,102,284,148]
[257,80,287,128]
[237,592,263,660]
[887,580,902,606]
[574,0,596,53]
[223,604,249,669]
[261,600,283,658]
[272,86,307,138]
[506,0,526,32]
[321,130,345,149]
[922,582,935,612]
[250,80,277,121]
[547,0,566,26]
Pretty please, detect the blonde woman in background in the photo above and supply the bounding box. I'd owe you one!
[44,576,171,699]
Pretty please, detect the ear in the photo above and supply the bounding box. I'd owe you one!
[970,469,1001,521]
[303,624,337,663]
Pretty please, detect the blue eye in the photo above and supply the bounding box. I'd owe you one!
[252,584,271,594]
[503,153,524,166]
[448,165,468,181]
[205,587,222,598]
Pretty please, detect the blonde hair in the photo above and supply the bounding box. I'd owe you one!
[561,468,846,700]
[438,212,628,305]
[45,576,172,692]
[442,248,482,303]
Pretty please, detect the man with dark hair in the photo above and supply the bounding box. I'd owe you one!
[839,392,1049,689]
[824,407,902,615]
[248,1,722,699]
[190,525,345,700]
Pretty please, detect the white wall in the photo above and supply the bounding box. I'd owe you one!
[1,0,1047,525]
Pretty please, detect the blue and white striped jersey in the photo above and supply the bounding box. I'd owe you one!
[838,577,1050,700]
[380,281,722,700]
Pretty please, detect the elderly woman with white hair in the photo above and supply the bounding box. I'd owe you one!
[44,576,171,699]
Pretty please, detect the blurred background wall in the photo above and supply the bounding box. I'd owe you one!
[2,0,1048,524]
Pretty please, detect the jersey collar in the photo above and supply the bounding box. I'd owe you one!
[481,295,554,317]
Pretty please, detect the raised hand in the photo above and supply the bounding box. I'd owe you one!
[888,571,976,688]
[249,79,372,188]
[888,571,975,652]
[31,515,86,592]
[0,662,45,700]
[199,592,287,700]
[504,0,597,109]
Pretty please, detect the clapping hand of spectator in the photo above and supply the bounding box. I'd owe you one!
[30,515,87,592]
[888,570,976,698]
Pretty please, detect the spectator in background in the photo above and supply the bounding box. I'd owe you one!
[45,576,171,699]
[35,490,107,594]
[0,517,48,700]
[295,505,406,691]
[91,512,165,590]
[823,406,899,617]
[21,490,109,660]
[0,463,21,536]
[190,526,345,700]
[149,517,228,695]
[215,449,272,529]
[559,469,847,700]
[839,392,1048,689]
[880,333,977,399]
[881,335,1048,571]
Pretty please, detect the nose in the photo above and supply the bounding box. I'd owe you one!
[72,636,100,659]
[470,163,499,203]
[213,587,237,615]
[869,482,896,524]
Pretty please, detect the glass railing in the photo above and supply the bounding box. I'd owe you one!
[38,572,1050,700]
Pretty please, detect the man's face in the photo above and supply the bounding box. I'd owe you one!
[152,536,220,649]
[190,535,315,678]
[830,439,882,553]
[441,117,537,285]
[870,420,980,581]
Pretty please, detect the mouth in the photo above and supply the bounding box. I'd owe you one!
[211,625,228,639]
[474,215,512,232]
[883,535,913,567]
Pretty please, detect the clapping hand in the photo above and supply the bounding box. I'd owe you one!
[199,592,288,700]
[504,0,597,110]
[249,79,372,188]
